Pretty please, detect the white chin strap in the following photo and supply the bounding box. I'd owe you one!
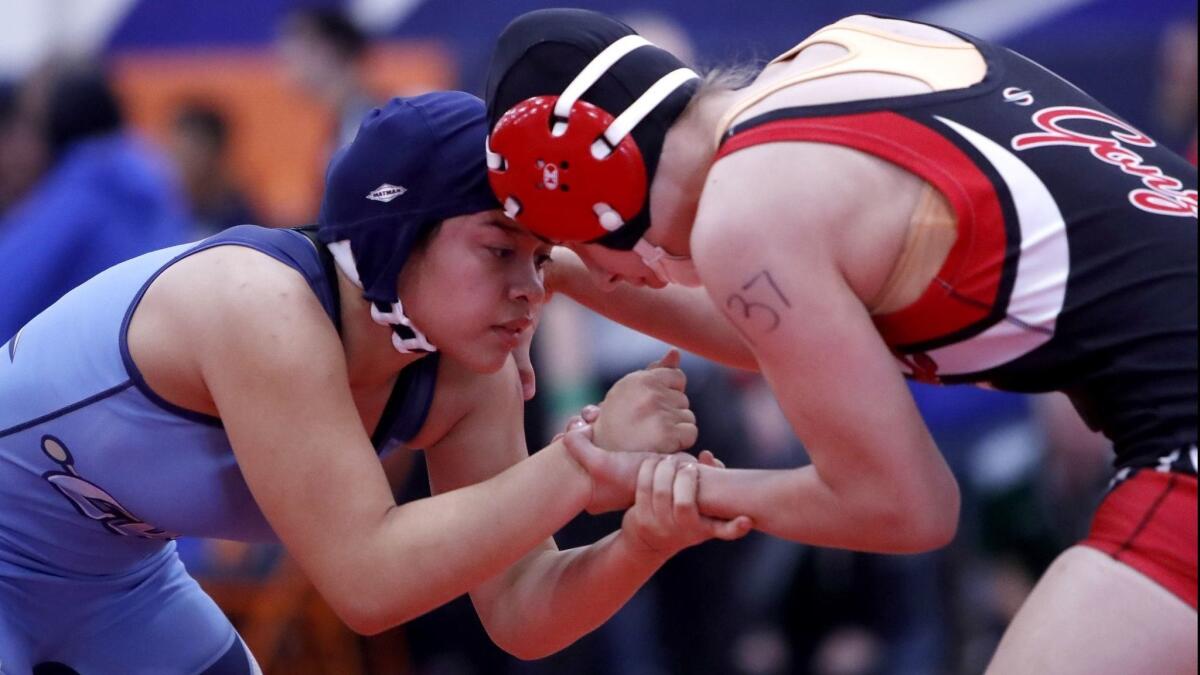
[633,238,703,287]
[327,240,437,354]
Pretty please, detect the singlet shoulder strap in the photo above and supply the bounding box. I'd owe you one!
[371,352,441,448]
[293,225,343,336]
[714,19,986,146]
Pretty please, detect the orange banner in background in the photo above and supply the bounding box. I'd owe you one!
[112,42,455,227]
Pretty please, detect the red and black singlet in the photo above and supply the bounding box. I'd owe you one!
[716,26,1198,470]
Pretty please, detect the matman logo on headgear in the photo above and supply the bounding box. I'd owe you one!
[366,183,408,203]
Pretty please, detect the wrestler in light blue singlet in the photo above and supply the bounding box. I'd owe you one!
[0,225,438,674]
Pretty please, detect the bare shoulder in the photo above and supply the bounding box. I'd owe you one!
[135,244,312,321]
[129,244,340,413]
[162,244,319,317]
[146,245,331,354]
[692,149,925,450]
[696,141,921,301]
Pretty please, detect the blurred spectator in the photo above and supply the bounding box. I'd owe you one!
[168,101,260,237]
[277,6,381,153]
[1154,17,1197,163]
[0,80,48,217]
[0,62,190,342]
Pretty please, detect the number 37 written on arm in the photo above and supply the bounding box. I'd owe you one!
[724,270,791,341]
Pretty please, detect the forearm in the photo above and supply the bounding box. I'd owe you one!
[548,249,758,371]
[481,530,668,659]
[343,441,591,633]
[696,463,959,553]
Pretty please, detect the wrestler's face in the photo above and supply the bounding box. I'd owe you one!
[399,210,550,373]
[569,242,668,290]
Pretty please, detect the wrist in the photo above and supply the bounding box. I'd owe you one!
[613,528,674,568]
[547,435,595,512]
[695,463,747,521]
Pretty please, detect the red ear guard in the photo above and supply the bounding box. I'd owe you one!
[487,95,647,243]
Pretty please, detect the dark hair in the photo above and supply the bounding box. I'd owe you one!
[45,68,123,158]
[173,101,230,151]
[288,8,367,61]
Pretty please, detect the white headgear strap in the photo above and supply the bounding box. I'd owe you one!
[632,238,703,287]
[553,34,701,247]
[327,240,437,353]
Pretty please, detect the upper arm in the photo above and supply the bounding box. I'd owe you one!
[184,248,396,601]
[422,356,530,494]
[420,357,558,619]
[693,145,946,503]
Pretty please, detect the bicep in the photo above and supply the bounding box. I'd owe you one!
[194,261,395,587]
[421,359,557,610]
[694,195,933,493]
[726,265,931,488]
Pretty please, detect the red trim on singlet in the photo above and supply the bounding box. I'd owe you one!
[716,112,1009,346]
[1082,470,1198,609]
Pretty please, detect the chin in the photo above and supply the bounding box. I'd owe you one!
[445,344,510,374]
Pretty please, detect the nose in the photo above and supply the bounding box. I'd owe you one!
[510,262,547,305]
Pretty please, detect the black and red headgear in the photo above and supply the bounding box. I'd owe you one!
[485,8,700,250]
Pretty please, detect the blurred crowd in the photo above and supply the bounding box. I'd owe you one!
[0,5,1194,675]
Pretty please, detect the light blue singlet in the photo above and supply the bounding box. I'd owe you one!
[0,225,437,673]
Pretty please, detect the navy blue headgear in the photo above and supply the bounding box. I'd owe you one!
[318,92,499,350]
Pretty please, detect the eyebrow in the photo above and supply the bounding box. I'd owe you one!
[485,219,553,245]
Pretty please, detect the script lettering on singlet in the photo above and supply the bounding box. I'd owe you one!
[1011,106,1198,218]
[40,435,176,540]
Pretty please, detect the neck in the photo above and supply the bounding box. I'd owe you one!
[646,88,743,257]
[334,268,425,389]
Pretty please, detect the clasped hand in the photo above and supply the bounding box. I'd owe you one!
[555,350,753,555]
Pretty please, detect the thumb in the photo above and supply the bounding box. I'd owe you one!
[553,415,586,443]
[580,404,601,424]
[647,348,681,370]
[709,516,754,541]
[562,424,602,471]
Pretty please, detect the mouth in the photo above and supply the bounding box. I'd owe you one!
[491,318,532,348]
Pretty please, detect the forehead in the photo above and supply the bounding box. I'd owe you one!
[475,212,551,246]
